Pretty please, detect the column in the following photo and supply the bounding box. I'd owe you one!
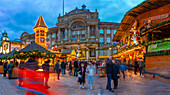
[88,25,90,38]
[65,28,67,40]
[104,28,107,44]
[69,29,71,42]
[58,28,60,41]
[96,46,99,60]
[96,25,99,41]
[111,28,114,44]
[77,45,80,58]
[86,47,89,61]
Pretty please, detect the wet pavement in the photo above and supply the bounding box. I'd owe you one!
[0,71,170,95]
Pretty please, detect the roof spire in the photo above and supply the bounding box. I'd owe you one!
[33,16,47,29]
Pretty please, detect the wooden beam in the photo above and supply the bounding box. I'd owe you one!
[141,6,151,10]
[148,2,160,7]
[132,11,141,14]
[122,23,130,25]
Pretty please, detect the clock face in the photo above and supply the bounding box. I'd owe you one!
[40,38,45,43]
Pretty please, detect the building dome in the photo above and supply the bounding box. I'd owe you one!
[82,4,86,9]
[2,30,8,37]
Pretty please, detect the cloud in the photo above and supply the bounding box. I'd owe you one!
[0,0,144,40]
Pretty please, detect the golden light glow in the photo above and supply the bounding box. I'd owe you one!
[36,69,43,71]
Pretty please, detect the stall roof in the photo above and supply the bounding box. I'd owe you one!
[113,0,169,41]
[19,42,52,54]
[0,53,5,57]
[2,49,17,57]
[61,49,73,54]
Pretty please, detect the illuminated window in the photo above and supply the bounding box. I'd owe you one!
[113,30,117,34]
[107,50,111,56]
[82,30,85,34]
[100,37,104,44]
[72,31,76,35]
[107,37,110,44]
[100,29,103,34]
[77,30,80,35]
[47,35,50,39]
[52,41,55,45]
[100,50,104,56]
[52,34,55,38]
[91,28,95,33]
[107,29,110,34]
[91,36,95,38]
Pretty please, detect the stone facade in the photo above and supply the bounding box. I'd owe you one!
[20,4,119,60]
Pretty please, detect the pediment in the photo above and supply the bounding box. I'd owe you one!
[66,9,89,16]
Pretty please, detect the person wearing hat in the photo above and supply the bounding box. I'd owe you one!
[42,60,50,88]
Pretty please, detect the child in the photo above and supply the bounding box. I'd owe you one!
[78,63,86,89]
[86,61,95,90]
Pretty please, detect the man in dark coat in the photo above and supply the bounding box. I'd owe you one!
[74,59,79,76]
[106,56,114,92]
[134,59,138,75]
[42,60,50,88]
[3,61,8,78]
[54,60,60,80]
[61,61,65,76]
[112,62,120,89]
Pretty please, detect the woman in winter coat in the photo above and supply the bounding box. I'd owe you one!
[78,63,86,89]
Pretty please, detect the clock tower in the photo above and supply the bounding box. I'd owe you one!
[33,16,48,47]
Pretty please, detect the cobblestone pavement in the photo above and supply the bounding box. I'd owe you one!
[0,71,170,95]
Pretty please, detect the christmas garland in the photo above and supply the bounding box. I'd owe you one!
[140,20,170,36]
[113,44,144,56]
[143,38,170,46]
[144,50,170,57]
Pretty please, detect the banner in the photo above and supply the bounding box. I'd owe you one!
[148,41,170,52]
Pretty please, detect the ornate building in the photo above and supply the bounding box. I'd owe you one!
[20,4,119,60]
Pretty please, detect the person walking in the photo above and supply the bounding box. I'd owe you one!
[112,61,120,89]
[106,56,114,92]
[139,58,144,76]
[69,60,72,76]
[42,60,50,88]
[134,59,138,75]
[54,60,60,80]
[18,61,24,86]
[119,62,127,80]
[61,61,65,76]
[7,61,14,79]
[78,63,86,89]
[86,61,95,90]
[74,59,79,76]
[3,61,8,78]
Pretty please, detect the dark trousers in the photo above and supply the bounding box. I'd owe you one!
[139,67,143,75]
[96,66,98,74]
[106,73,112,90]
[74,68,78,76]
[56,70,60,80]
[8,70,12,79]
[3,70,7,77]
[113,79,118,88]
[134,66,137,75]
[121,71,125,79]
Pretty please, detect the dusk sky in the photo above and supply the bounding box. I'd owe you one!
[0,0,144,40]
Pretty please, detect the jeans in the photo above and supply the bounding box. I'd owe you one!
[74,68,78,76]
[61,69,65,75]
[106,73,112,90]
[8,70,12,79]
[88,76,93,89]
[121,71,125,79]
[139,67,143,75]
[4,70,7,77]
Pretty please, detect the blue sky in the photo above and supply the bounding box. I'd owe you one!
[0,0,144,40]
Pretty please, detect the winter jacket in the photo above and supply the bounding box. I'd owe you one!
[112,64,120,80]
[74,61,79,68]
[42,62,50,72]
[86,65,95,76]
[119,64,127,72]
[3,62,8,70]
[7,62,14,71]
[61,61,66,69]
[106,59,113,74]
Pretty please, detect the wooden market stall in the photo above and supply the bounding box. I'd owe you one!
[0,53,5,74]
[14,42,56,72]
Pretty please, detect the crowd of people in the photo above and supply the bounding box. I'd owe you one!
[0,56,144,94]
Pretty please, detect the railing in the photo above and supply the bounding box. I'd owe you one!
[55,38,99,45]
